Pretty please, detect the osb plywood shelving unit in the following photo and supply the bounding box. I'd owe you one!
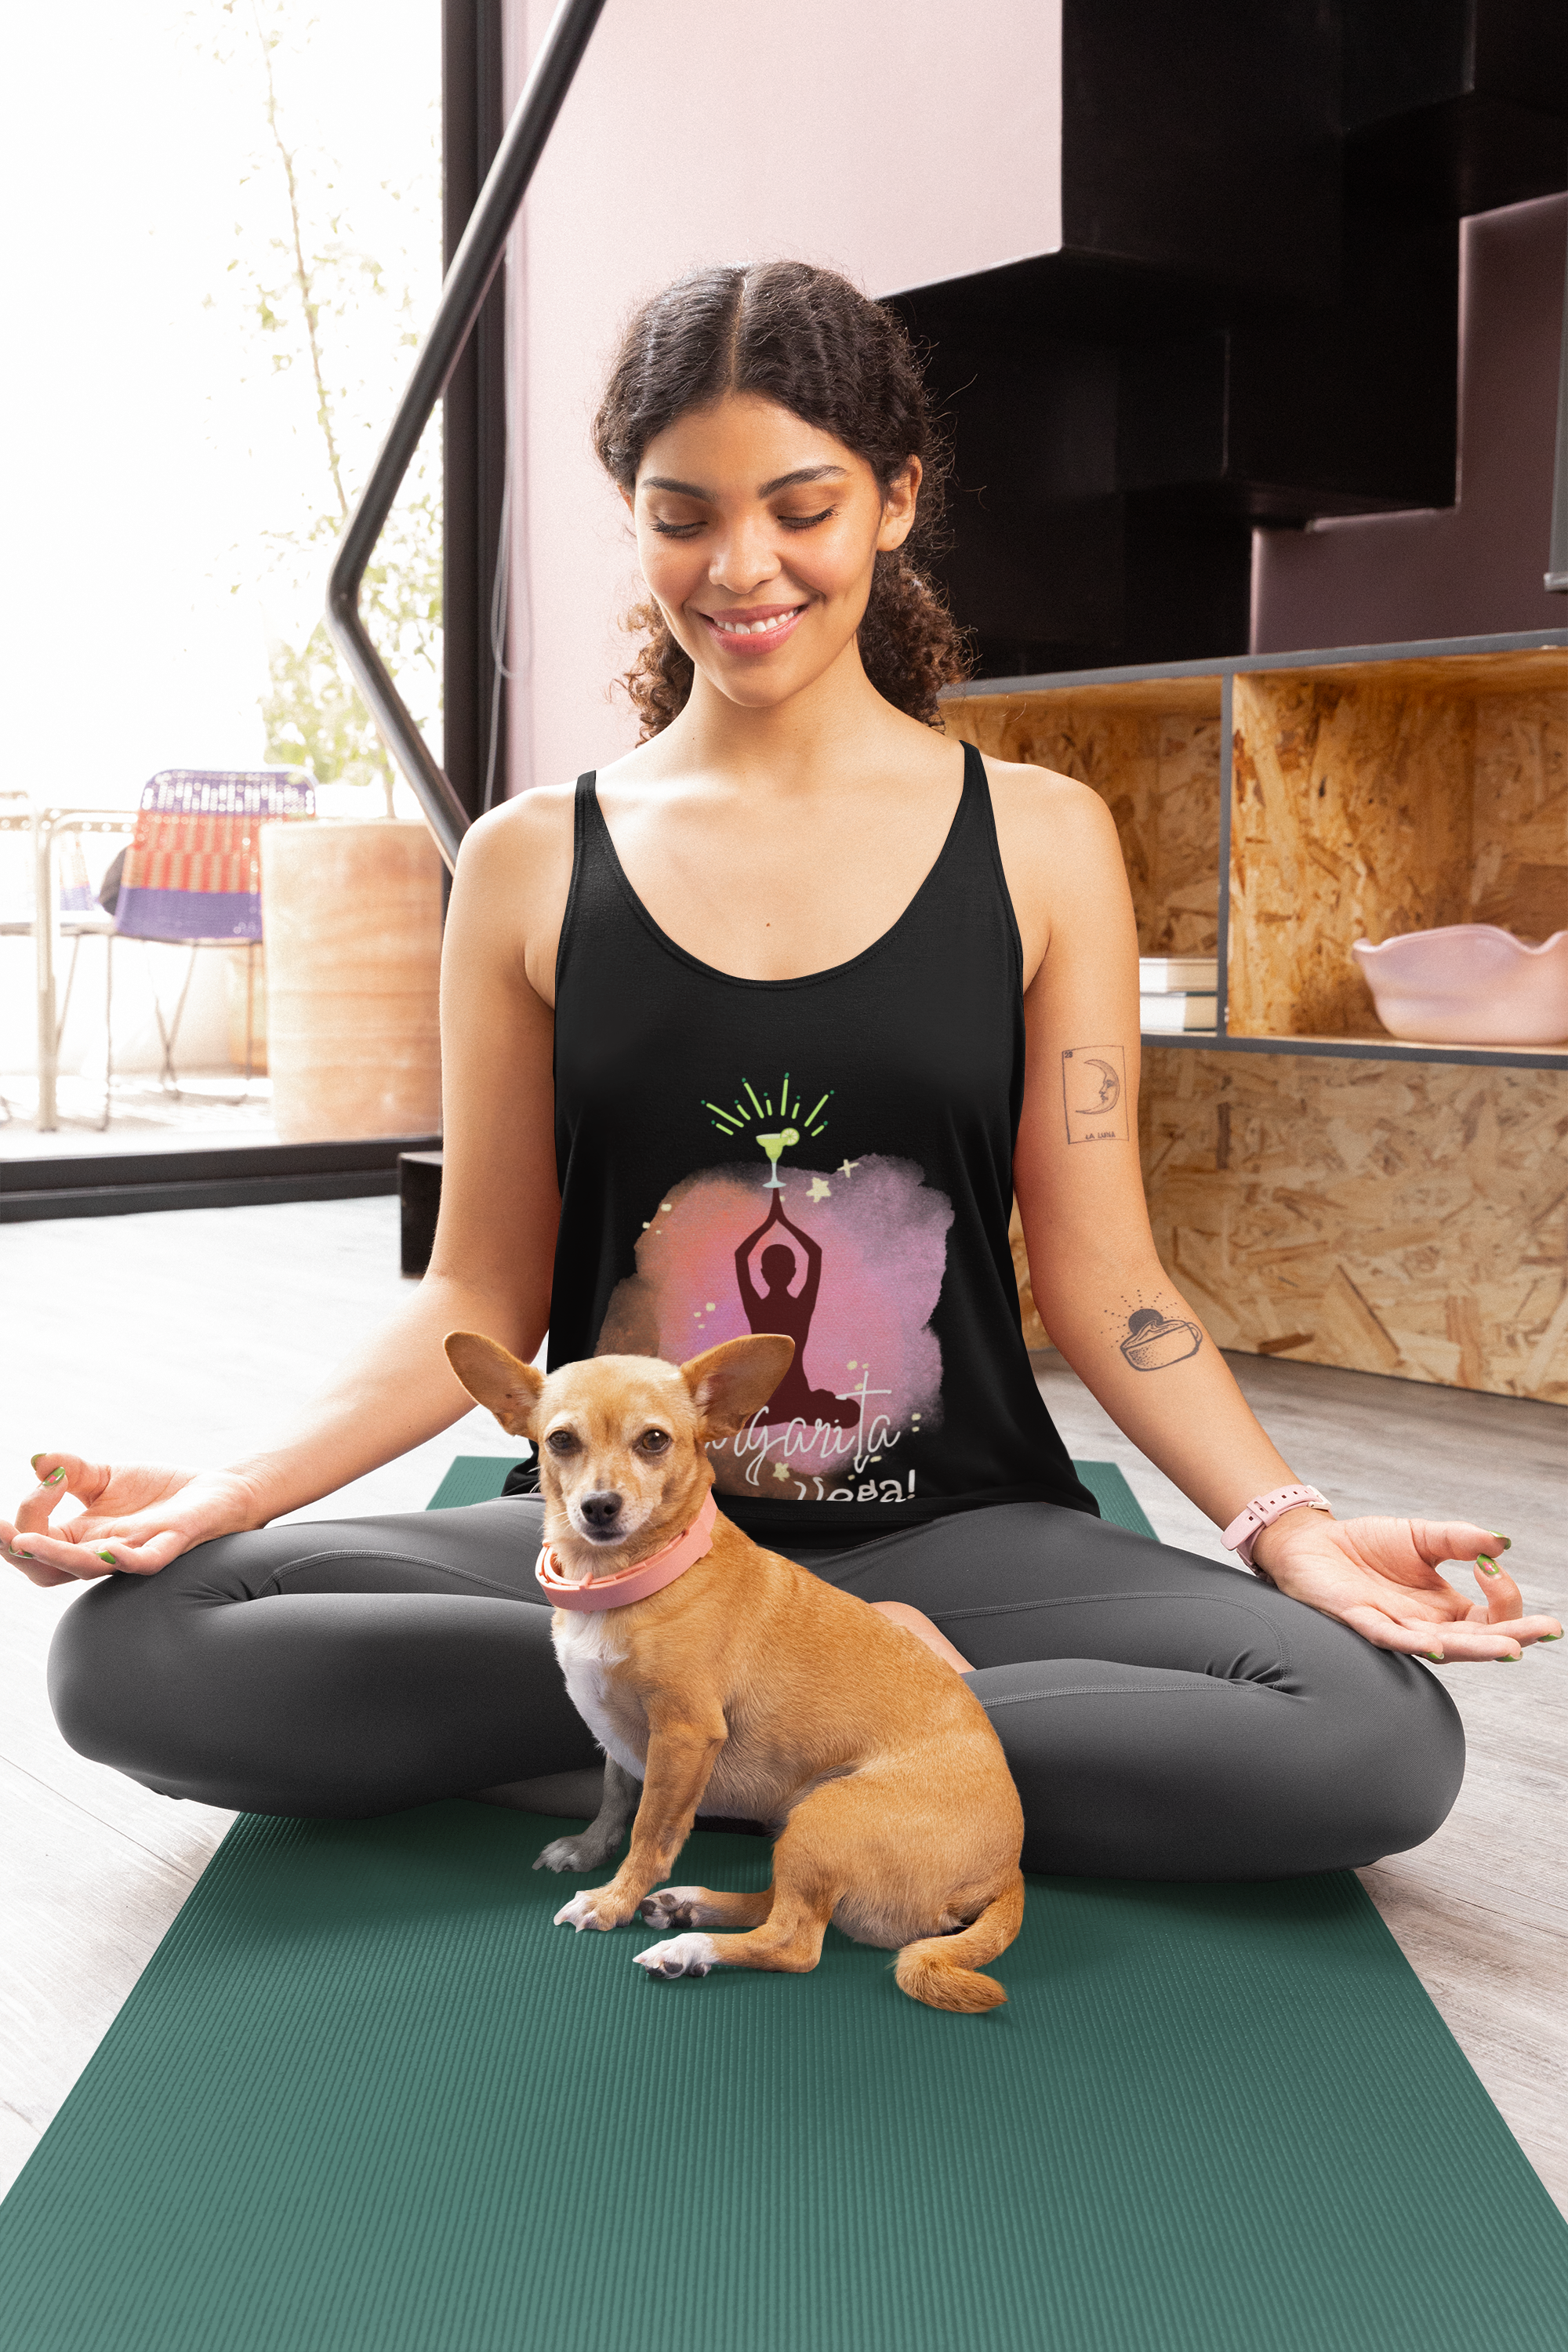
[945,630,1568,1404]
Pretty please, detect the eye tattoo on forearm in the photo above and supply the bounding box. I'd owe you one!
[1062,1046,1130,1144]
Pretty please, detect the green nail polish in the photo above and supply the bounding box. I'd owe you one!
[1539,1632,1561,1642]
[45,1466,66,1485]
[1491,1534,1512,1551]
[98,1551,118,1566]
[1494,1651,1520,1662]
[29,1454,42,1470]
[1420,1649,1443,1662]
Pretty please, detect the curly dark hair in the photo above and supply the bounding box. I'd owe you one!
[593,262,971,735]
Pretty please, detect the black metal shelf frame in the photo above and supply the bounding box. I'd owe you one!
[1138,1032,1568,1072]
[942,626,1568,701]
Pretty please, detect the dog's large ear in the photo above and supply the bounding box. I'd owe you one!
[681,1334,794,1437]
[445,1332,546,1437]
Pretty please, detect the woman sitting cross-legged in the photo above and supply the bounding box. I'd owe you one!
[8,262,1559,1874]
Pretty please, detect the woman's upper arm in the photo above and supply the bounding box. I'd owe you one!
[988,759,1155,1296]
[426,787,576,1335]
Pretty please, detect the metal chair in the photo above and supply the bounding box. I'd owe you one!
[0,787,30,1123]
[42,837,118,1129]
[111,768,315,1102]
[0,800,140,1131]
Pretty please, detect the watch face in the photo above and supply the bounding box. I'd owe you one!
[1119,1308,1203,1372]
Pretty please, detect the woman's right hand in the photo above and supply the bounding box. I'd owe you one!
[2,1454,270,1588]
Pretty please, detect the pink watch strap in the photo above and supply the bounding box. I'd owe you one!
[1221,1483,1331,1571]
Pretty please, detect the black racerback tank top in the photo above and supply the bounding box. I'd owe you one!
[515,742,1097,1547]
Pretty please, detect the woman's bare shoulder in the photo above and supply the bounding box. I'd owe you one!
[445,785,580,1002]
[980,751,1113,833]
[974,753,1128,982]
[985,741,1120,887]
[464,779,577,851]
[455,782,576,897]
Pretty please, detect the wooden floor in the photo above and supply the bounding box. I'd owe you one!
[2,1197,1563,2214]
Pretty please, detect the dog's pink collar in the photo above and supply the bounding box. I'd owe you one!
[535,1489,718,1613]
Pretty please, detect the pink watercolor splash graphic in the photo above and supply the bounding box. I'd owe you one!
[596,1156,952,1497]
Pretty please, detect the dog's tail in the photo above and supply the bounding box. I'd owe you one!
[895,1871,1025,2013]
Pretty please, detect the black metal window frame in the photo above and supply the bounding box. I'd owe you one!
[328,0,607,869]
[441,1,509,829]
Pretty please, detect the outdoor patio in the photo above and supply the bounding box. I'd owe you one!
[0,1076,278,1155]
[0,772,440,1165]
[0,792,281,1153]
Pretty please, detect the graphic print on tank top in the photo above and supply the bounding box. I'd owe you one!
[537,746,1098,1540]
[595,1072,952,1504]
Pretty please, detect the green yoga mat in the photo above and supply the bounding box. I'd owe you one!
[4,1469,1565,2351]
[425,1451,1162,1535]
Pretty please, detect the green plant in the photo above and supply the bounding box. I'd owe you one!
[208,1,441,815]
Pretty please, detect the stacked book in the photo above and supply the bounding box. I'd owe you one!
[1139,956,1218,1033]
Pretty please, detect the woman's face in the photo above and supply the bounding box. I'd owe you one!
[630,393,920,713]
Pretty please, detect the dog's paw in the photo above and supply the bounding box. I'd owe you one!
[637,1886,706,1930]
[554,1889,616,1932]
[633,1933,717,1980]
[535,1835,600,1874]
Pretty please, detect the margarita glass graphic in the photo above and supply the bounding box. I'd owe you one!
[757,1125,800,1189]
[702,1073,831,1147]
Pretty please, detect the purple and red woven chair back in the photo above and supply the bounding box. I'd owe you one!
[114,770,315,944]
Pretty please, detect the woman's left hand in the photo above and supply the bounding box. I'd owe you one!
[1250,1512,1563,1662]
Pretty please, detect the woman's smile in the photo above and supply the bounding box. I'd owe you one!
[695,600,810,655]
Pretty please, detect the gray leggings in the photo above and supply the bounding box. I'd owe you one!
[48,1497,1465,1879]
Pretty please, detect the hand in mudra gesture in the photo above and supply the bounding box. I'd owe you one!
[2,1454,265,1588]
[1255,1511,1562,1663]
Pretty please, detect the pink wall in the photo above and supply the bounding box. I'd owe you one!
[1251,192,1568,653]
[502,0,1062,796]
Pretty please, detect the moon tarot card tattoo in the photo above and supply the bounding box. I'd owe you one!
[1062,1045,1130,1144]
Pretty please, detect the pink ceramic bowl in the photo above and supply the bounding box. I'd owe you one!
[1352,924,1568,1046]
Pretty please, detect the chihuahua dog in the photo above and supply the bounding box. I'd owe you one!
[444,1331,1025,2011]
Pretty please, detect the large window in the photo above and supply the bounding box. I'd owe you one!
[2,2,443,1153]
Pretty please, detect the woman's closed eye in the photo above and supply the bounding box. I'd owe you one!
[647,504,837,538]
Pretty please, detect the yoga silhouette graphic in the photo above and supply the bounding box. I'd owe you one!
[735,1192,860,1428]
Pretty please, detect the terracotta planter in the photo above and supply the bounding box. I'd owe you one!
[261,820,442,1142]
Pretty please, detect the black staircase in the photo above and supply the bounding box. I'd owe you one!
[891,0,1568,678]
